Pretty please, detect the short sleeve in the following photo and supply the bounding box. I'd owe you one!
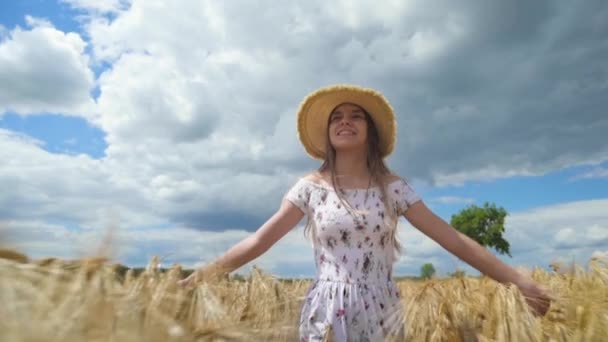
[394,179,422,215]
[284,178,311,214]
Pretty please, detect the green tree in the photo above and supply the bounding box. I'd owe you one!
[420,263,436,279]
[231,273,246,282]
[448,269,466,278]
[450,202,511,257]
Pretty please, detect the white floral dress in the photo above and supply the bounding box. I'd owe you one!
[284,177,422,341]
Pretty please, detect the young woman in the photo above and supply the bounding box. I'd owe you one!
[178,85,552,341]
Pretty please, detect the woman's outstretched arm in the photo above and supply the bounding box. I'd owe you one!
[178,199,305,286]
[403,200,553,315]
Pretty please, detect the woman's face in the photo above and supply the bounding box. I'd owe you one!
[328,103,368,153]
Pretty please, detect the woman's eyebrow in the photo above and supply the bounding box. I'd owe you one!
[331,108,363,116]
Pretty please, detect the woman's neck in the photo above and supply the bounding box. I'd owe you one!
[332,151,370,186]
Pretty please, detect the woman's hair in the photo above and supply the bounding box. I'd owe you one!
[303,104,403,258]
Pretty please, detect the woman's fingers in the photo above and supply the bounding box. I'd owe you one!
[177,275,193,288]
[522,285,553,316]
[525,295,550,316]
[516,279,554,316]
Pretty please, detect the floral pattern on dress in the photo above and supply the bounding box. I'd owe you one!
[285,177,422,341]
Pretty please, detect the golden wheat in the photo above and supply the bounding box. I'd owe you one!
[0,249,607,341]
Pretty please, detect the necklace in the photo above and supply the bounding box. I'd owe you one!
[336,175,372,218]
[362,176,372,207]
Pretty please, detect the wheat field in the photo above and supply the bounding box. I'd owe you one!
[0,250,607,342]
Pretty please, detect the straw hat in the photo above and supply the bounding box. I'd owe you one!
[296,84,397,160]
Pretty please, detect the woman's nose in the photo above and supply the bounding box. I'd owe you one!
[338,121,351,129]
[339,117,352,125]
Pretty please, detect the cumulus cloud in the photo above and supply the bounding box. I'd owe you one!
[570,166,608,181]
[428,196,476,205]
[61,0,130,14]
[392,199,608,275]
[0,16,95,116]
[500,199,608,270]
[72,0,607,188]
[69,0,608,233]
[0,129,162,230]
[5,197,605,277]
[1,218,314,277]
[0,126,302,235]
[591,250,608,262]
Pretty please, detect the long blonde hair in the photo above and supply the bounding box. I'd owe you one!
[304,105,403,257]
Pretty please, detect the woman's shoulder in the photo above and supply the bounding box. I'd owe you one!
[383,173,402,183]
[381,173,404,187]
[289,171,326,189]
[298,171,405,187]
[302,171,323,183]
[300,171,331,187]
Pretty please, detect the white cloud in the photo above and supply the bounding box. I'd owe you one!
[0,129,163,231]
[0,18,95,116]
[591,250,608,262]
[61,0,130,14]
[570,166,608,181]
[502,199,608,268]
[94,52,219,143]
[4,0,607,187]
[1,218,314,276]
[392,199,608,276]
[554,228,577,246]
[429,196,476,205]
[3,197,607,278]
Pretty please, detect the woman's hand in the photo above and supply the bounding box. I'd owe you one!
[177,270,198,288]
[177,265,225,288]
[515,277,554,316]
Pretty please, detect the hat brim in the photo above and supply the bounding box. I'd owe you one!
[296,85,396,160]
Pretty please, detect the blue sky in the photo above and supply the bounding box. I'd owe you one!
[0,0,607,278]
[0,112,106,158]
[425,163,608,218]
[0,1,81,32]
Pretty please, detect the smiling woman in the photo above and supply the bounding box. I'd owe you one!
[328,103,368,151]
[178,84,553,341]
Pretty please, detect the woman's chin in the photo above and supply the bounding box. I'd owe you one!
[332,143,366,153]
